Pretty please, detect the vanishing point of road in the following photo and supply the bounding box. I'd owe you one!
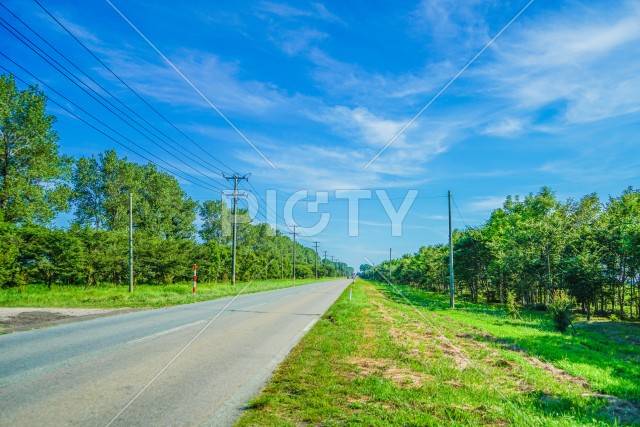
[0,278,351,426]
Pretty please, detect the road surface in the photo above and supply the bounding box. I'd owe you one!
[0,278,351,426]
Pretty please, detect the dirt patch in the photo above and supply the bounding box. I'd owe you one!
[441,344,470,370]
[0,307,138,333]
[371,301,396,323]
[346,357,431,388]
[385,366,431,388]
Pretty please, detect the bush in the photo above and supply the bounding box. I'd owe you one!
[506,290,520,319]
[549,291,574,332]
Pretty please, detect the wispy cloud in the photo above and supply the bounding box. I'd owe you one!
[272,28,328,56]
[411,0,491,44]
[480,2,640,125]
[312,105,454,177]
[98,50,295,117]
[256,2,344,55]
[466,196,505,212]
[481,117,524,136]
[257,1,344,24]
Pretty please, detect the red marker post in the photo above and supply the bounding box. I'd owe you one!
[193,264,197,294]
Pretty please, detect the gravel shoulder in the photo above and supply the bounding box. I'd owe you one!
[0,307,142,333]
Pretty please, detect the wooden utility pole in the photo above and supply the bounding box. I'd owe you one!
[313,241,319,279]
[290,225,297,282]
[223,174,250,285]
[448,190,455,308]
[129,193,133,293]
[331,256,335,277]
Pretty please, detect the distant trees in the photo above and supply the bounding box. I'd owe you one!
[361,187,640,320]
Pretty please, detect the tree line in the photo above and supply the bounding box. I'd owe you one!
[360,187,640,320]
[0,74,349,288]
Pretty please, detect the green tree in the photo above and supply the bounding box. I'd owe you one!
[199,200,231,243]
[0,74,70,224]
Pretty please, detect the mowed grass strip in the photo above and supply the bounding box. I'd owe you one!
[0,278,327,308]
[235,280,640,427]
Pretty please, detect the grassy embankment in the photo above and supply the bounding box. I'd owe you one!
[0,277,334,308]
[237,280,640,426]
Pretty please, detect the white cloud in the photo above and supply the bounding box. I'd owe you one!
[482,118,524,136]
[412,0,489,41]
[276,28,328,55]
[99,50,295,117]
[257,1,342,23]
[466,196,505,212]
[481,2,640,125]
[312,105,454,177]
[256,1,344,55]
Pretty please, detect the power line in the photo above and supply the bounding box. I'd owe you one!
[0,60,223,193]
[1,3,232,179]
[31,0,236,176]
[0,16,229,192]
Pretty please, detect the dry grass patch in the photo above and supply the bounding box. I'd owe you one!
[346,356,432,389]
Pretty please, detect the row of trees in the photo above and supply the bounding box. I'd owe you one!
[361,187,640,320]
[1,74,349,287]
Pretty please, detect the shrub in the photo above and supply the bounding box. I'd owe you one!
[506,290,520,319]
[549,291,574,332]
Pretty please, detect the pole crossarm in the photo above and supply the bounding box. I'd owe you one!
[223,173,250,285]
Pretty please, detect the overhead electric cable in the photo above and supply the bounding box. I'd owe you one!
[31,0,237,175]
[0,18,229,191]
[0,59,224,193]
[1,3,231,176]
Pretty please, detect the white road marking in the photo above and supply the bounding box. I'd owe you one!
[303,318,318,332]
[127,320,207,344]
[244,303,267,310]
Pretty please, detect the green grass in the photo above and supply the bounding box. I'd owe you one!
[0,278,331,308]
[235,280,640,426]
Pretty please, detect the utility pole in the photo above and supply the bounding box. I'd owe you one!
[331,256,335,277]
[313,241,319,279]
[323,251,328,278]
[448,190,455,308]
[290,225,297,282]
[389,248,392,282]
[129,193,133,293]
[223,173,250,285]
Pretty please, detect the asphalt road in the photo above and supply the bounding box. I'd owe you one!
[0,278,351,426]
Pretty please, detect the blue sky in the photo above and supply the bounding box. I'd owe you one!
[2,0,639,269]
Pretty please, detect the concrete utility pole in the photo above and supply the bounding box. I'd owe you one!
[313,241,319,279]
[448,190,455,308]
[223,173,250,285]
[129,193,133,293]
[389,248,392,281]
[290,225,297,282]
